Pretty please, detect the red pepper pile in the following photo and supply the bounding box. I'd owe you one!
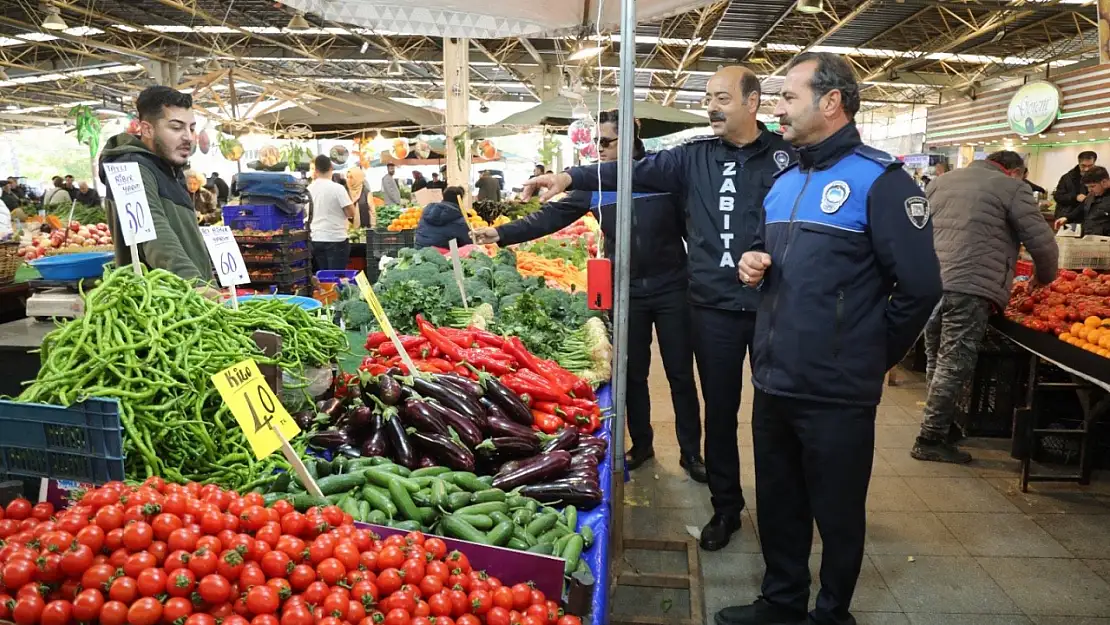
[359,316,601,435]
[0,481,581,625]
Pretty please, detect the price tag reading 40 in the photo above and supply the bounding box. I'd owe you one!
[103,162,157,246]
[211,359,300,459]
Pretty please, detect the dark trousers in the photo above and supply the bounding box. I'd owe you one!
[753,389,875,625]
[312,241,350,272]
[691,305,755,516]
[625,288,701,458]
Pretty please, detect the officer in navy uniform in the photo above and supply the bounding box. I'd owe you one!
[523,66,795,552]
[727,52,941,625]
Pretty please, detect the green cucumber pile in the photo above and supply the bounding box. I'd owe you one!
[263,455,592,577]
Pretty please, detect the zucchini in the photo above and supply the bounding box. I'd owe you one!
[360,485,398,518]
[369,456,394,466]
[364,468,421,493]
[512,509,534,526]
[562,535,585,575]
[390,520,423,531]
[512,525,536,547]
[581,525,594,548]
[477,475,494,488]
[411,466,452,478]
[506,537,529,550]
[263,493,293,507]
[414,506,439,526]
[267,473,291,494]
[538,528,563,545]
[430,479,449,510]
[506,495,531,510]
[472,489,507,504]
[564,505,577,531]
[291,493,329,512]
[489,511,512,526]
[487,521,514,547]
[317,471,368,496]
[357,500,371,522]
[326,493,345,504]
[446,492,473,511]
[450,472,487,493]
[366,509,387,525]
[440,515,490,544]
[526,543,555,555]
[454,502,508,517]
[387,478,422,522]
[338,496,360,520]
[411,490,434,508]
[525,513,559,537]
[455,514,494,531]
[375,463,412,477]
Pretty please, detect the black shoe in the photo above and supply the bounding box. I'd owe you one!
[715,598,807,625]
[699,513,742,551]
[625,446,655,471]
[946,422,965,444]
[911,436,972,464]
[680,455,708,483]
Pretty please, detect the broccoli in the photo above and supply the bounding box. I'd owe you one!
[417,247,451,267]
[533,288,574,319]
[463,252,494,276]
[497,293,522,312]
[441,282,464,308]
[493,247,517,267]
[391,247,420,270]
[380,263,441,287]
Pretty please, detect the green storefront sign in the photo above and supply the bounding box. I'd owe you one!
[1007,81,1061,136]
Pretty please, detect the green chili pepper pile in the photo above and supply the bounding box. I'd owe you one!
[18,266,346,489]
[230,298,346,368]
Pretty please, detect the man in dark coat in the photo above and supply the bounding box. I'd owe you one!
[1053,151,1097,219]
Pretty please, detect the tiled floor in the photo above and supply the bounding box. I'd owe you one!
[613,347,1110,625]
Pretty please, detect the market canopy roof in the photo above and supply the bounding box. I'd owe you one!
[250,96,443,138]
[276,0,719,38]
[472,94,707,139]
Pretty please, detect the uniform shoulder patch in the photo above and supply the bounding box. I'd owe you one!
[772,150,792,171]
[854,145,900,169]
[905,196,930,229]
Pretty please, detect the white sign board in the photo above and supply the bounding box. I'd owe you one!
[103,162,156,246]
[200,226,250,287]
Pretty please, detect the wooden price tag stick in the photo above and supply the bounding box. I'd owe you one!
[448,238,469,310]
[354,271,420,374]
[274,427,324,499]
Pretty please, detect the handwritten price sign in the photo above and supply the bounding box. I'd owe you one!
[103,162,156,246]
[200,226,249,288]
[212,359,300,459]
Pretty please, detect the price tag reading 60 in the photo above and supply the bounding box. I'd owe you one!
[211,359,300,459]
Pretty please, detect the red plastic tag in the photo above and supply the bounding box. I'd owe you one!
[587,258,612,311]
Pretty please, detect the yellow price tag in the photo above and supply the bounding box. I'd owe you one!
[355,271,419,374]
[211,359,301,459]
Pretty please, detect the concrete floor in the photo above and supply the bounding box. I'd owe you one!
[612,345,1110,625]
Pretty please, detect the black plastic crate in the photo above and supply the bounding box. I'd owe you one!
[956,329,1029,438]
[367,230,415,259]
[233,229,309,246]
[248,264,310,285]
[241,246,311,266]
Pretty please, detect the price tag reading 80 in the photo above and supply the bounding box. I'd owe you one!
[103,162,157,246]
[211,359,301,459]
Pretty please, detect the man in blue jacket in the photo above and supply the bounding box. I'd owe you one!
[414,186,472,249]
[729,52,941,625]
[524,66,795,551]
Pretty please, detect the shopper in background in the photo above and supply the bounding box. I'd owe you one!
[476,169,501,202]
[1,180,18,211]
[1055,165,1110,236]
[934,161,949,176]
[1021,167,1047,196]
[63,175,77,200]
[43,178,70,207]
[411,170,428,193]
[1053,151,1097,220]
[522,65,795,551]
[75,181,101,207]
[415,186,471,249]
[533,164,545,178]
[381,163,402,206]
[208,172,230,205]
[99,85,214,285]
[308,154,355,271]
[912,151,1058,465]
[346,167,373,229]
[473,109,700,481]
[731,52,941,625]
[185,170,219,226]
[427,172,447,190]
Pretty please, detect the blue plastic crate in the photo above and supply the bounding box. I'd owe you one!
[223,204,305,232]
[0,398,125,485]
[316,270,359,284]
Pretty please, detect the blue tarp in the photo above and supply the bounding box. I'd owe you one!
[578,383,615,624]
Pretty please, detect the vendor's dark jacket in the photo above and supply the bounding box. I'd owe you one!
[98,133,214,281]
[495,187,687,298]
[75,188,101,207]
[415,201,472,249]
[565,121,793,311]
[1061,191,1110,237]
[1053,165,1085,219]
[749,123,942,407]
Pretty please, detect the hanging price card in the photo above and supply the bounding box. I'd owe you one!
[212,359,301,459]
[355,271,419,374]
[200,225,250,288]
[103,162,157,246]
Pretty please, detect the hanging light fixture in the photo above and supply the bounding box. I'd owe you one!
[386,59,404,76]
[286,12,311,31]
[42,4,68,30]
[568,41,605,62]
[795,0,823,14]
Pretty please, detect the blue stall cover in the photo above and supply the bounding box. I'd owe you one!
[578,384,615,623]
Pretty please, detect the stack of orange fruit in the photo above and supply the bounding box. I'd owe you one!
[387,206,422,231]
[1058,316,1110,357]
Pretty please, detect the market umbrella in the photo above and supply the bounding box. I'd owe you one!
[277,0,718,38]
[250,96,443,138]
[471,94,708,139]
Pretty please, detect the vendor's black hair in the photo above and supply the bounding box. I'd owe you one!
[443,186,465,205]
[1079,151,1098,162]
[1081,166,1108,184]
[597,109,645,159]
[786,52,861,118]
[314,154,333,174]
[136,86,193,123]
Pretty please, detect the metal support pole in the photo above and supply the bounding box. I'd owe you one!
[608,0,636,598]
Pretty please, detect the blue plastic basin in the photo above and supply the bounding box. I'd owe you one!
[28,252,114,281]
[233,294,322,311]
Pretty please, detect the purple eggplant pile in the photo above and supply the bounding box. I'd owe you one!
[304,370,607,509]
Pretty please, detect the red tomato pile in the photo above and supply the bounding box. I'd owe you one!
[1007,268,1110,335]
[0,479,581,625]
